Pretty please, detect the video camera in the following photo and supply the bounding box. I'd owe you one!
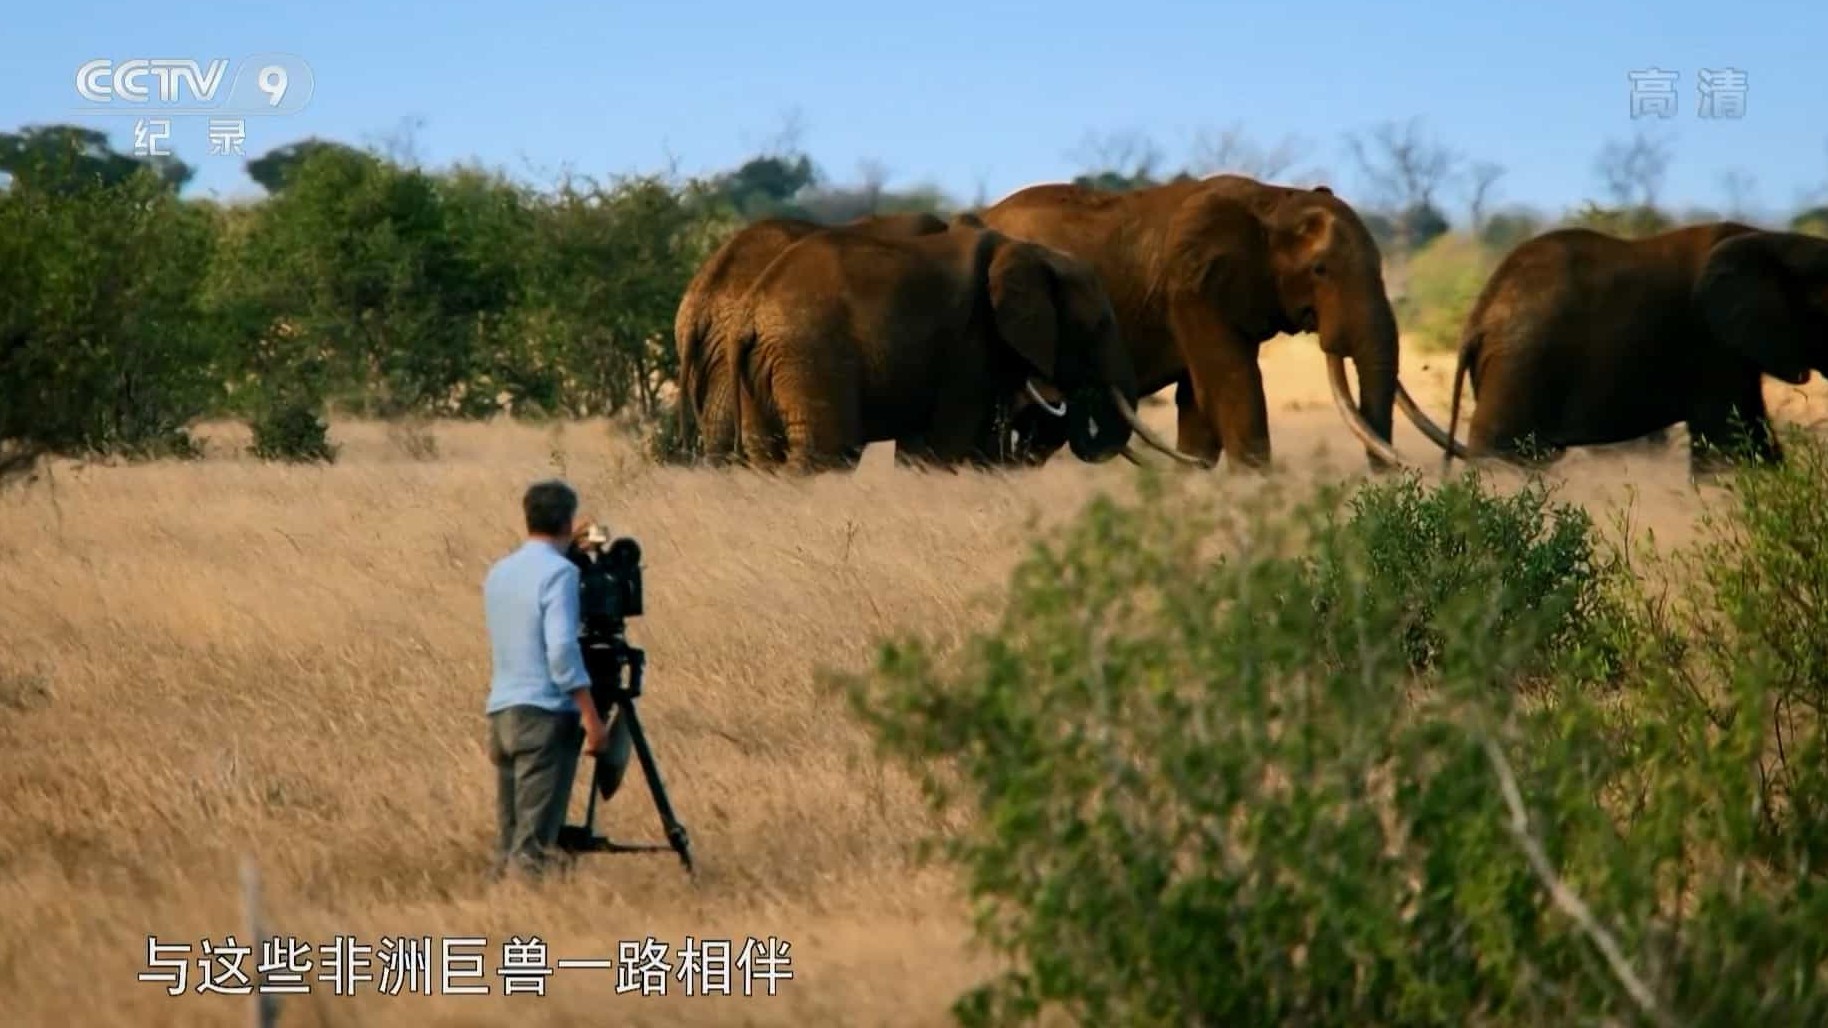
[557,523,692,874]
[567,524,643,642]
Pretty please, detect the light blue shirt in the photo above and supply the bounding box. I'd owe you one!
[483,539,593,715]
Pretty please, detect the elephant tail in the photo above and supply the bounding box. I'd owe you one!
[1445,330,1480,470]
[674,349,699,462]
[730,323,756,467]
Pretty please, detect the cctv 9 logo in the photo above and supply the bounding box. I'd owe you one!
[75,53,314,115]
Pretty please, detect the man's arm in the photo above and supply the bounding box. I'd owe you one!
[542,565,608,750]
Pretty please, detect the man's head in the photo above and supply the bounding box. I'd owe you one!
[523,479,579,541]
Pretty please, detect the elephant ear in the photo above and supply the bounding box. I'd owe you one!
[988,243,1060,377]
[1160,188,1278,328]
[1698,231,1828,384]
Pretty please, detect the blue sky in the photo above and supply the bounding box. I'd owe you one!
[3,1,1823,220]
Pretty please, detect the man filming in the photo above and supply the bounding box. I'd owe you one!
[482,478,609,880]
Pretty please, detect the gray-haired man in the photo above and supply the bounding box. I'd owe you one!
[482,479,609,879]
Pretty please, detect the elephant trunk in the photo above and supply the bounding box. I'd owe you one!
[1327,356,1402,467]
[1319,279,1408,468]
[1356,351,1399,470]
[1337,273,1469,459]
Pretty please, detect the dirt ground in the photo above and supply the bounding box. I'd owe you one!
[3,335,1824,1026]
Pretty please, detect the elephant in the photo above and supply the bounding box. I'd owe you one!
[1443,224,1828,474]
[978,175,1460,470]
[721,220,1187,473]
[674,211,951,464]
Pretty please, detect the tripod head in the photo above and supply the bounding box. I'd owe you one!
[580,632,645,713]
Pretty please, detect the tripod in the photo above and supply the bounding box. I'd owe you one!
[556,632,694,874]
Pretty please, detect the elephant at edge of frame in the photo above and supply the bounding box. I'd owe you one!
[722,220,1195,473]
[673,211,952,464]
[1443,224,1828,476]
[978,174,1465,471]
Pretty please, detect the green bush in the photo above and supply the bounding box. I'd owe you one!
[1561,202,1673,239]
[0,168,219,459]
[1680,428,1828,867]
[841,465,1828,1026]
[1312,470,1625,680]
[249,401,336,463]
[1394,232,1499,353]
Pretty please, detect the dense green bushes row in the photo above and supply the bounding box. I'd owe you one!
[843,431,1828,1025]
[1,140,741,465]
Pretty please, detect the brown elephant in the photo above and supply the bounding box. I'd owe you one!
[978,175,1460,470]
[723,221,1187,473]
[1443,225,1828,474]
[674,211,951,464]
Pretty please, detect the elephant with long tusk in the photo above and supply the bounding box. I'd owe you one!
[979,174,1461,470]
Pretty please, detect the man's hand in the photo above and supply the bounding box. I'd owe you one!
[583,714,609,756]
[571,686,608,755]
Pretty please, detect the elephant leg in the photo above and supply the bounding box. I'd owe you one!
[778,379,865,475]
[1463,352,1565,468]
[1174,373,1222,463]
[1170,301,1267,468]
[738,378,787,468]
[895,394,991,473]
[698,361,739,464]
[1687,370,1781,473]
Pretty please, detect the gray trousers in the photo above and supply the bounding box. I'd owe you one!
[487,705,584,877]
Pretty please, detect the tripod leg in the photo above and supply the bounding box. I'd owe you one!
[582,756,600,832]
[620,703,694,873]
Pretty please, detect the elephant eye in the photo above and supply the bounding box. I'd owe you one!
[1312,260,1329,278]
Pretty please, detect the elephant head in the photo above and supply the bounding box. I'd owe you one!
[981,235,1185,463]
[1207,178,1462,465]
[1697,230,1828,385]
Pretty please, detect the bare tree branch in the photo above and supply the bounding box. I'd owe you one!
[764,107,808,158]
[1595,129,1675,209]
[1717,168,1758,221]
[1464,161,1506,233]
[365,115,427,167]
[1480,735,1678,1028]
[1187,123,1315,183]
[856,158,889,214]
[1344,117,1461,213]
[1068,129,1164,182]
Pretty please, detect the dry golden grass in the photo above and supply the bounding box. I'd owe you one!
[3,338,1823,1026]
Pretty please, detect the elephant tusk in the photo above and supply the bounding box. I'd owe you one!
[1026,379,1067,417]
[1110,385,1211,467]
[1327,355,1405,468]
[1396,379,1471,459]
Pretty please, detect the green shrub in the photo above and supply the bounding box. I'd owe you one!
[841,466,1828,1026]
[1394,232,1499,353]
[1561,202,1673,239]
[639,396,700,466]
[0,168,220,459]
[1681,428,1828,867]
[1312,470,1625,681]
[249,401,336,463]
